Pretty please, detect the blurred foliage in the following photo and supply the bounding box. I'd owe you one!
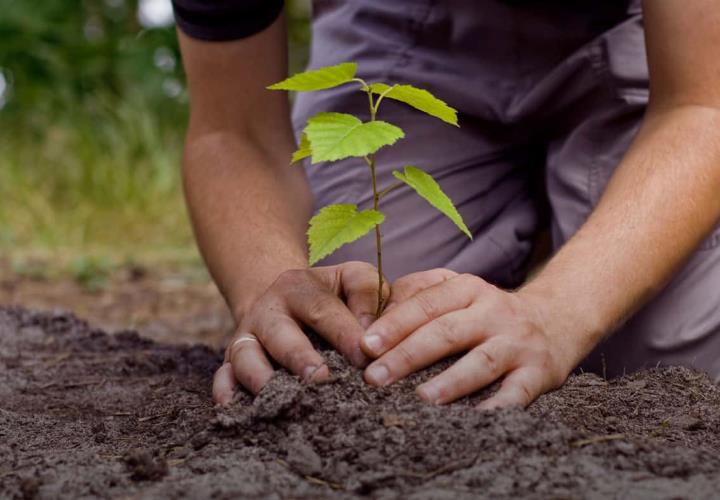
[71,254,112,292]
[0,0,185,128]
[0,0,310,265]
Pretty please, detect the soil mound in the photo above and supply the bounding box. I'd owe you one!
[2,307,720,499]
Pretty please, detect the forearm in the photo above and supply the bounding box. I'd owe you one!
[176,14,315,321]
[520,106,720,362]
[183,131,313,320]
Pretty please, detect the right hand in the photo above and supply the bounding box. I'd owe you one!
[212,261,389,404]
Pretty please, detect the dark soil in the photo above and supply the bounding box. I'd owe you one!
[2,307,720,499]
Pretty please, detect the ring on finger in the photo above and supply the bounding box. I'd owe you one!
[231,334,259,351]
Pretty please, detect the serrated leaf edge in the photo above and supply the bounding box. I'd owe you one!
[393,166,472,239]
[267,62,358,92]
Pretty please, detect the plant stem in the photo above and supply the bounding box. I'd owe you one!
[366,88,385,317]
[369,154,385,317]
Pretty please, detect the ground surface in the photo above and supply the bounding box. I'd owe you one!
[2,307,720,499]
[0,261,233,348]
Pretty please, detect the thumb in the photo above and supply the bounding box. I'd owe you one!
[336,261,390,329]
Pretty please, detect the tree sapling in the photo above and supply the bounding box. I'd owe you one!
[269,62,471,316]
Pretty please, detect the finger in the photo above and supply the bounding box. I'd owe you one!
[361,273,487,358]
[363,309,482,387]
[476,367,547,410]
[285,284,369,367]
[385,268,457,311]
[251,312,331,381]
[212,362,238,405]
[338,261,390,329]
[226,334,275,395]
[415,339,513,404]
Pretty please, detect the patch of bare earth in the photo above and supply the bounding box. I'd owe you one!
[2,307,720,499]
[0,263,233,348]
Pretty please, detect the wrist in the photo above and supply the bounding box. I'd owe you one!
[515,282,607,370]
[226,253,309,324]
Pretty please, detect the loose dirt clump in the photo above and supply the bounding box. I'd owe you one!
[2,307,720,499]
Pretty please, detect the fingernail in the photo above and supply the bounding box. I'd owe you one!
[365,363,390,386]
[363,334,383,356]
[359,314,375,330]
[417,382,442,404]
[303,365,321,382]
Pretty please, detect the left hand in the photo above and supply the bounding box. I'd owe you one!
[360,269,579,409]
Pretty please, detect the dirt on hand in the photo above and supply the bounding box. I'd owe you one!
[2,307,720,499]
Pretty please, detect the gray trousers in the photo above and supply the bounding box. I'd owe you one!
[292,0,720,379]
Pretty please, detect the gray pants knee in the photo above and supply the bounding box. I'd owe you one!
[292,0,720,379]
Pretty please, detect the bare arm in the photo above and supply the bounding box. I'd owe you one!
[518,0,720,360]
[178,15,385,404]
[179,15,312,318]
[358,0,720,408]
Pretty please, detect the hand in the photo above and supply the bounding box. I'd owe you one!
[360,269,578,409]
[213,261,388,404]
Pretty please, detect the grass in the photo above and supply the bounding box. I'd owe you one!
[0,0,311,277]
[0,91,201,272]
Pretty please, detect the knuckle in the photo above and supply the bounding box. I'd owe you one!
[255,315,293,347]
[389,278,414,298]
[513,315,545,343]
[393,344,417,370]
[515,324,539,345]
[281,347,306,371]
[274,269,307,288]
[488,294,511,315]
[412,292,440,320]
[431,268,458,281]
[456,273,485,296]
[305,295,338,325]
[433,316,462,349]
[392,273,417,288]
[474,346,499,374]
[457,273,478,285]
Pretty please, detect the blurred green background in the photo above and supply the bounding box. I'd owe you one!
[0,0,310,269]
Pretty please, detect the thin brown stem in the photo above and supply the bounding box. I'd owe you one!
[369,154,385,317]
[365,87,385,316]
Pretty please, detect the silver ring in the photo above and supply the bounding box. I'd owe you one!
[231,335,259,350]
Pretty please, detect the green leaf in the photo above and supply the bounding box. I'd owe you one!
[369,83,459,126]
[393,166,472,239]
[304,112,404,163]
[291,133,311,163]
[268,62,358,92]
[307,204,385,265]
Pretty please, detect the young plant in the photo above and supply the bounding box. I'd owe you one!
[269,63,471,316]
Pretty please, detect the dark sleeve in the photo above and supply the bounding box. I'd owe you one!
[171,0,285,42]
